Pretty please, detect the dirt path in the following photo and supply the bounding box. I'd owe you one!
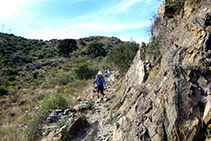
[71,76,116,141]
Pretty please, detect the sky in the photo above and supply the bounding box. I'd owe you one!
[0,0,162,43]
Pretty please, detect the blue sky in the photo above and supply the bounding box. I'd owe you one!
[0,0,162,43]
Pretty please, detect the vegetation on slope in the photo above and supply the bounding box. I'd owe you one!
[0,33,141,140]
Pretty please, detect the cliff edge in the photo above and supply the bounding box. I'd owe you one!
[112,0,211,140]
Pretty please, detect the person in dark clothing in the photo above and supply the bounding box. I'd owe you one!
[94,71,106,98]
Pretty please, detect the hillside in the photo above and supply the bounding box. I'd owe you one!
[0,33,128,140]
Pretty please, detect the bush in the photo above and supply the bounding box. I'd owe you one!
[50,73,74,86]
[142,41,159,55]
[87,41,106,58]
[165,0,185,15]
[37,54,44,59]
[25,64,29,68]
[80,50,88,55]
[57,39,78,58]
[26,82,36,88]
[32,72,39,79]
[0,86,7,96]
[24,57,32,63]
[7,76,16,81]
[0,48,4,54]
[4,69,18,76]
[25,93,68,140]
[107,42,139,72]
[1,58,9,64]
[79,41,86,46]
[2,81,10,86]
[62,65,71,72]
[45,50,55,58]
[74,63,98,80]
[7,62,13,67]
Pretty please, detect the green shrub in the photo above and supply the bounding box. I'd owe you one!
[16,50,23,56]
[205,128,211,138]
[2,81,10,86]
[57,39,78,58]
[24,93,68,140]
[26,82,36,88]
[79,41,86,46]
[45,50,55,58]
[165,0,185,15]
[50,73,74,85]
[74,63,98,80]
[7,76,16,81]
[25,64,29,68]
[62,65,71,72]
[4,69,18,76]
[7,62,14,67]
[107,42,139,72]
[87,41,106,58]
[57,118,68,128]
[80,50,88,55]
[0,48,4,54]
[32,72,39,79]
[1,58,9,64]
[37,54,44,59]
[142,41,159,55]
[32,53,36,57]
[0,86,8,96]
[25,57,32,63]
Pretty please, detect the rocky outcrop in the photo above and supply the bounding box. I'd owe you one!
[111,0,211,141]
[10,54,24,64]
[39,78,116,141]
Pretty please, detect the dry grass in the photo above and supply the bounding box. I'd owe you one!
[146,66,159,83]
[0,124,26,141]
[0,56,109,140]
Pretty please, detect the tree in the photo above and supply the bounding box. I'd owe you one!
[107,42,139,73]
[57,39,78,58]
[87,41,106,58]
[74,63,98,80]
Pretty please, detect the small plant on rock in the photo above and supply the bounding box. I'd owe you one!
[205,128,211,138]
[0,86,8,96]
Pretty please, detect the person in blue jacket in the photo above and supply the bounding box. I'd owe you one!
[94,71,106,98]
[105,70,108,77]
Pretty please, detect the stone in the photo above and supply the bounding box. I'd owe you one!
[66,116,87,134]
[74,104,89,111]
[82,129,96,141]
[10,54,23,64]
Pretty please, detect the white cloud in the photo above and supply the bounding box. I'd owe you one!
[62,20,150,32]
[0,0,28,19]
[27,19,151,42]
[145,0,152,3]
[116,0,144,12]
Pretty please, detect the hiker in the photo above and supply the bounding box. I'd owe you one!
[105,70,108,77]
[94,71,106,98]
[107,69,110,76]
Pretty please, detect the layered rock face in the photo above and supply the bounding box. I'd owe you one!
[113,0,211,141]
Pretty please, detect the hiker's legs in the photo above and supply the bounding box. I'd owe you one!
[100,85,104,98]
[97,85,104,98]
[101,86,103,97]
[96,86,100,98]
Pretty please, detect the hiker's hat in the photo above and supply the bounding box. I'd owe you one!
[98,71,102,75]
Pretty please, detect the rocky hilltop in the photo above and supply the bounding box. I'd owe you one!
[112,0,211,140]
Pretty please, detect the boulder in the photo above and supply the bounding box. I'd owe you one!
[65,116,87,135]
[10,54,23,64]
[82,129,96,141]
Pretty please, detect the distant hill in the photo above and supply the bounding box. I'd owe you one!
[0,33,123,67]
